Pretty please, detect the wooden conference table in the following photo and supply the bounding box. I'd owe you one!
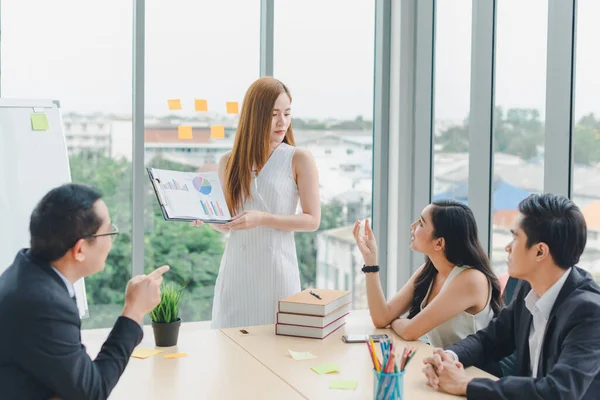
[82,310,495,399]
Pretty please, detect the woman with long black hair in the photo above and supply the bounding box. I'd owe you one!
[353,200,502,348]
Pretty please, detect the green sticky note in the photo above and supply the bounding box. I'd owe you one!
[31,113,49,131]
[329,380,358,390]
[311,362,340,375]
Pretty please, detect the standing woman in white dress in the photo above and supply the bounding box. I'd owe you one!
[192,77,321,329]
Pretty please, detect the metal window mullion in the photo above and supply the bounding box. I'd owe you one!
[468,0,496,254]
[544,0,576,197]
[372,0,392,294]
[132,0,145,277]
[411,0,435,272]
[388,0,420,292]
[259,0,274,77]
[0,0,2,97]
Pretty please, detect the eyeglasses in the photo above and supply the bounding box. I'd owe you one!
[84,223,119,243]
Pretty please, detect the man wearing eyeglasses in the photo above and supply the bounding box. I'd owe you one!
[0,183,170,400]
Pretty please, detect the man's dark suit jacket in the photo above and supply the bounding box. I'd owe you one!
[448,266,600,400]
[0,249,143,400]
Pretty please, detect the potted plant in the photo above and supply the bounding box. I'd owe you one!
[150,282,184,347]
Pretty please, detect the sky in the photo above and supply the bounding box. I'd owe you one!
[1,0,599,121]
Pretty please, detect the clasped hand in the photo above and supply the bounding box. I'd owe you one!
[422,348,471,395]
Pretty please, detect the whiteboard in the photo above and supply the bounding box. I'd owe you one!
[0,98,88,318]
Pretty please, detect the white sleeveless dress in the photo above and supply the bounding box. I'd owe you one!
[421,265,494,349]
[210,143,301,329]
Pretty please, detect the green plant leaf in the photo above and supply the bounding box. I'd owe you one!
[150,281,185,323]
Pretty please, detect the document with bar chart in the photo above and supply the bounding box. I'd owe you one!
[147,167,232,223]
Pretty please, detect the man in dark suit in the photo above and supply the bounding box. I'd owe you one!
[423,193,600,399]
[0,183,170,400]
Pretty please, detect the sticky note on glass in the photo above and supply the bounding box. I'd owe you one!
[288,350,317,360]
[329,380,358,390]
[195,99,208,112]
[211,125,225,139]
[131,348,163,359]
[164,353,188,359]
[31,113,49,131]
[168,99,182,110]
[311,362,340,375]
[226,101,239,114]
[178,126,193,139]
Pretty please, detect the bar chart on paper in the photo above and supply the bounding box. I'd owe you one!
[148,168,232,223]
[200,200,225,217]
[162,179,190,192]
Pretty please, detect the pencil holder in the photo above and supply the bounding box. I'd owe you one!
[373,369,404,400]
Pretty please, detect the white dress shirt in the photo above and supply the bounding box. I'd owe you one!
[445,268,571,378]
[524,267,571,377]
[51,266,76,298]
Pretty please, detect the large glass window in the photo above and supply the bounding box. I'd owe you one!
[432,1,472,202]
[274,0,375,309]
[2,0,133,329]
[573,0,600,283]
[145,0,260,322]
[491,0,547,275]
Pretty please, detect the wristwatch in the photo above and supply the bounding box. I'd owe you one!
[362,265,380,273]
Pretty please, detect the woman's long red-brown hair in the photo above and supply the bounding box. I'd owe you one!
[225,77,295,215]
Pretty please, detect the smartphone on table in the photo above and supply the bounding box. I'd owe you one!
[342,334,389,343]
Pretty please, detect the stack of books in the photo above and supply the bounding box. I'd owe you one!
[276,288,352,339]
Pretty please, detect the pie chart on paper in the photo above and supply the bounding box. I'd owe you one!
[192,176,212,195]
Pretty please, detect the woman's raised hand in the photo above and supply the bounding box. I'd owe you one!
[352,218,378,266]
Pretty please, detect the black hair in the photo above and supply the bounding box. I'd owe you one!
[408,200,502,319]
[518,193,587,269]
[29,183,103,263]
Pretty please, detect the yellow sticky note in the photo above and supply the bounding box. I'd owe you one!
[195,99,208,112]
[131,348,163,359]
[226,101,239,114]
[31,113,49,131]
[288,350,317,360]
[168,99,182,110]
[311,362,340,375]
[164,352,188,359]
[329,380,358,390]
[210,125,225,139]
[178,126,193,139]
